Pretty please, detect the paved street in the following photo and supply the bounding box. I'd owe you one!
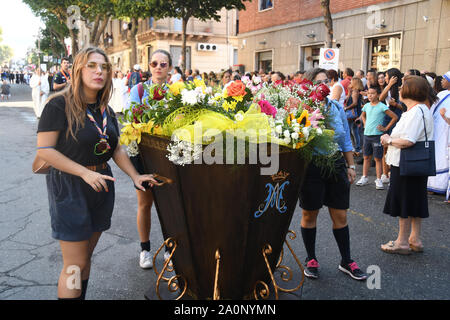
[0,84,449,301]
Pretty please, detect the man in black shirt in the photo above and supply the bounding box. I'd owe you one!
[53,57,71,91]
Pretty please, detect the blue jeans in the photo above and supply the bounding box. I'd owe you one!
[351,121,363,152]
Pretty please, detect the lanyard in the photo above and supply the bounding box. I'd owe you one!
[61,70,70,82]
[86,106,111,155]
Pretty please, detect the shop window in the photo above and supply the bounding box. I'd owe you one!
[369,35,401,72]
[256,51,272,73]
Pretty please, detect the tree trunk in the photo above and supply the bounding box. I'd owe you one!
[90,16,101,45]
[129,17,139,69]
[91,15,110,47]
[320,0,333,48]
[69,28,79,57]
[181,16,189,73]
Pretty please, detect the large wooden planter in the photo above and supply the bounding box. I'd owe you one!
[139,133,308,300]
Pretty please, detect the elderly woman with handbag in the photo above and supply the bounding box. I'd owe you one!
[380,75,437,255]
[35,47,160,299]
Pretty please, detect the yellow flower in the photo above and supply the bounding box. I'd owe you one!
[233,95,243,102]
[194,78,206,90]
[222,100,237,111]
[120,122,145,145]
[297,110,311,127]
[169,81,185,96]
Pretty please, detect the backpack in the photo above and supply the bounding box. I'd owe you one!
[129,72,141,89]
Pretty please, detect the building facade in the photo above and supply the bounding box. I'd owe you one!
[95,9,239,74]
[237,0,449,75]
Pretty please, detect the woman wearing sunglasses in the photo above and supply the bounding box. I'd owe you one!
[36,47,160,300]
[127,49,173,269]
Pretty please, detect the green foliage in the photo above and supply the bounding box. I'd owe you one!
[0,27,13,64]
[152,0,249,21]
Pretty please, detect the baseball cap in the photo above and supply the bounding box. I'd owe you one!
[134,64,141,71]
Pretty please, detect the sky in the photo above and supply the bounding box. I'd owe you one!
[0,0,45,61]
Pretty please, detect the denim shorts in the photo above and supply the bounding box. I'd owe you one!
[363,135,383,159]
[46,165,115,241]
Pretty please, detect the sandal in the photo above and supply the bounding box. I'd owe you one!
[381,241,412,255]
[409,243,424,253]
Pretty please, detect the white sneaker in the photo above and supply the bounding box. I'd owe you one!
[381,174,390,184]
[375,179,384,190]
[356,176,369,186]
[164,251,173,268]
[139,250,153,269]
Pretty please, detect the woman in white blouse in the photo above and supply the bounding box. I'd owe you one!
[379,76,437,255]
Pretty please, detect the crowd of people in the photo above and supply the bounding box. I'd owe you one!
[33,44,449,299]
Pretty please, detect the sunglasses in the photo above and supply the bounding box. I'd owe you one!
[150,61,168,68]
[85,61,112,72]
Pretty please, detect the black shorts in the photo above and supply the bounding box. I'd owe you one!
[299,156,350,211]
[46,165,115,241]
[363,135,383,159]
[130,154,150,190]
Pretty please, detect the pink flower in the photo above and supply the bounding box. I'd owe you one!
[258,100,277,118]
[309,109,324,128]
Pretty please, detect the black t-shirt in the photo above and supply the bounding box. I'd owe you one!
[37,95,120,166]
[53,71,70,90]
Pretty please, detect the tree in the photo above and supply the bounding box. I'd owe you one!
[23,0,115,56]
[77,0,115,47]
[153,0,250,72]
[112,0,160,69]
[320,0,333,48]
[0,28,13,65]
[23,0,80,56]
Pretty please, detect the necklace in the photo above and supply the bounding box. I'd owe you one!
[86,105,111,156]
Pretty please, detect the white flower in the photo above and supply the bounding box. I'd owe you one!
[181,89,198,105]
[205,86,213,95]
[293,126,300,133]
[291,132,299,140]
[302,126,311,140]
[283,136,291,145]
[235,113,244,122]
[316,128,323,135]
[241,76,250,84]
[252,76,261,85]
[283,130,291,138]
[194,86,205,99]
[275,125,283,134]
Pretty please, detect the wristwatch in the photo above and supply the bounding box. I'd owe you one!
[348,165,356,170]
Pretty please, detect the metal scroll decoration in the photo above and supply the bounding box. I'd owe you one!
[153,237,187,300]
[253,230,305,300]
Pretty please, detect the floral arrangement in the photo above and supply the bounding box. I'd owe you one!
[119,76,337,166]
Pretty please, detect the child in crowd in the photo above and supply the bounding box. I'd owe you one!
[356,86,398,189]
[1,80,11,100]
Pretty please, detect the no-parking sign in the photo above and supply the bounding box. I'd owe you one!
[319,48,339,71]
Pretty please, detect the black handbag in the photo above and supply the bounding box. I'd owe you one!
[399,106,436,177]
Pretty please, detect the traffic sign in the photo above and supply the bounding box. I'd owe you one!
[319,48,339,71]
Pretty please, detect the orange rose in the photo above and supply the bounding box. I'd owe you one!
[226,80,247,97]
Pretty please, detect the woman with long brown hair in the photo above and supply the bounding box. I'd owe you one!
[36,47,159,299]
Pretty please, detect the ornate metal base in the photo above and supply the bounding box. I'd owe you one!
[152,231,304,300]
[253,230,305,300]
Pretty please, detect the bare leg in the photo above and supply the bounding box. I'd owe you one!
[409,217,423,247]
[136,189,153,243]
[58,240,90,299]
[363,155,372,177]
[395,217,412,248]
[374,158,382,179]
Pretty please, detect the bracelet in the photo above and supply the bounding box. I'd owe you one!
[37,146,55,149]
